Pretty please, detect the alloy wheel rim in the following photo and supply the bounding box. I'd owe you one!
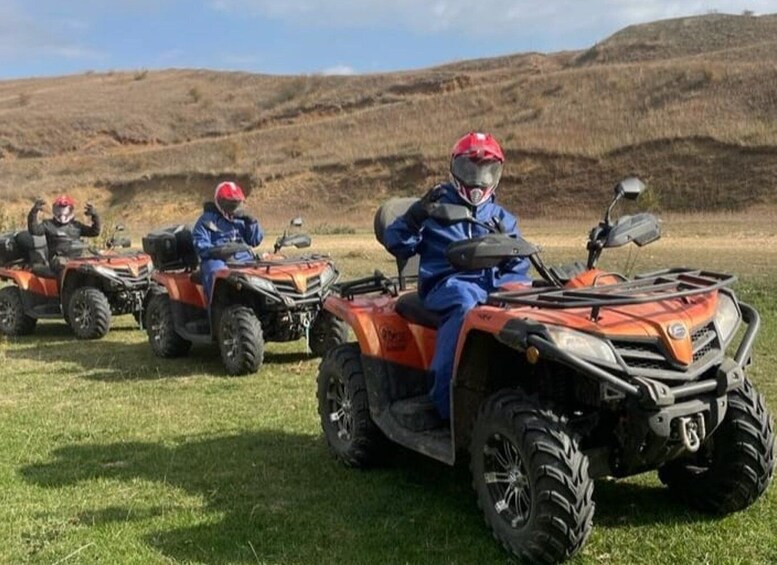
[0,298,15,328]
[73,299,93,330]
[483,432,532,529]
[327,375,353,441]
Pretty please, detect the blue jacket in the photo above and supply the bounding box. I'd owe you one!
[192,202,264,263]
[383,183,530,297]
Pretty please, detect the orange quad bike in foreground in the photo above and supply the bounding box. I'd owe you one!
[141,218,348,375]
[317,178,774,564]
[0,226,152,339]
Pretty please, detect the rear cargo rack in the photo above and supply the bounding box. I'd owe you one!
[489,268,736,319]
[334,271,404,300]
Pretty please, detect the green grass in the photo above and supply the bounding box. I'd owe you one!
[1,230,777,564]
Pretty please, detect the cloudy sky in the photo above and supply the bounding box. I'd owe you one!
[0,0,773,79]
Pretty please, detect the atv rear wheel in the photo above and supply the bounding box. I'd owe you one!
[146,293,191,358]
[309,311,349,357]
[658,378,775,514]
[68,287,111,340]
[317,343,385,467]
[218,305,264,376]
[0,286,37,336]
[470,390,594,565]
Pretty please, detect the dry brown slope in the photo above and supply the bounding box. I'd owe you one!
[1,13,777,229]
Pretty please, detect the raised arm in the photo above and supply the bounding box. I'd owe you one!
[27,199,47,236]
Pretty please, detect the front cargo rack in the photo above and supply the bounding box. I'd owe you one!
[488,268,736,318]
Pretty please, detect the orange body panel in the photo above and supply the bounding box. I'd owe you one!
[153,271,207,308]
[565,269,623,288]
[220,259,331,293]
[0,267,60,297]
[61,253,152,280]
[326,294,436,370]
[457,291,718,367]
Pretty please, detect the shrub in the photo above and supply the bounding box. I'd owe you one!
[133,69,149,81]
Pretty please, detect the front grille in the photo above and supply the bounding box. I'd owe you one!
[111,264,151,288]
[611,322,721,377]
[273,275,322,297]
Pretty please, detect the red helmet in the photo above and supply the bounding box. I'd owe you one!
[450,132,504,206]
[214,181,246,218]
[53,195,76,224]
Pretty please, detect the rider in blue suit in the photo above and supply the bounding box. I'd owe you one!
[384,133,530,420]
[192,181,263,304]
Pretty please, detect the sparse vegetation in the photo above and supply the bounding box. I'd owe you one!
[133,69,149,81]
[311,223,357,235]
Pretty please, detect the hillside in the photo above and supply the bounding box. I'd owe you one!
[1,13,777,229]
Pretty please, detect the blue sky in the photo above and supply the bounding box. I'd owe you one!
[0,1,773,79]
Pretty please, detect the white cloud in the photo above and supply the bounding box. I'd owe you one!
[0,0,102,60]
[320,64,357,76]
[208,0,777,37]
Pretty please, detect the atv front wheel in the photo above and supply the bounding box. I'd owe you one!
[218,305,264,376]
[470,390,594,564]
[317,343,385,467]
[0,286,36,336]
[146,293,191,358]
[309,311,349,357]
[68,287,111,340]
[658,378,775,514]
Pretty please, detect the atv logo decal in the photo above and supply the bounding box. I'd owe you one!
[378,325,410,351]
[668,323,688,340]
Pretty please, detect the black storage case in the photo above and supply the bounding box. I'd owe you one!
[0,231,22,265]
[142,225,198,271]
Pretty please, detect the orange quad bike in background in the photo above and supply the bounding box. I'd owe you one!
[317,178,774,564]
[141,218,348,376]
[0,225,152,339]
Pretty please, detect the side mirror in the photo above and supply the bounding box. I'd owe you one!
[428,203,472,224]
[615,177,645,201]
[291,217,303,228]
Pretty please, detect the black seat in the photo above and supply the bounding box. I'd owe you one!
[190,270,203,285]
[31,265,58,279]
[395,292,441,329]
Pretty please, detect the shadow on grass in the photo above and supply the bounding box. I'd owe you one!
[8,323,320,381]
[19,431,719,563]
[20,432,496,564]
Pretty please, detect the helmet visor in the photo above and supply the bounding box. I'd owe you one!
[451,156,503,190]
[53,204,74,223]
[217,198,243,216]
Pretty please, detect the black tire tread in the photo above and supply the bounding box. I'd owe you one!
[309,311,350,357]
[146,293,191,358]
[0,286,36,336]
[317,343,385,467]
[470,390,594,565]
[68,286,111,340]
[219,305,264,376]
[659,378,775,514]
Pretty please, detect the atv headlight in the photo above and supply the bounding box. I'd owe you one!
[320,265,339,288]
[545,325,617,365]
[714,293,741,344]
[93,265,120,280]
[246,275,277,294]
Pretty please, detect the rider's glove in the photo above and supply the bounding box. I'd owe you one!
[84,203,98,217]
[31,198,46,213]
[233,208,257,224]
[405,185,446,231]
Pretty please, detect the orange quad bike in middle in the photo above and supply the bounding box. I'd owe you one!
[0,226,152,339]
[142,218,348,375]
[316,178,774,564]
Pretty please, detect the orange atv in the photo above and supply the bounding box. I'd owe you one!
[316,179,774,564]
[141,219,348,375]
[0,226,152,339]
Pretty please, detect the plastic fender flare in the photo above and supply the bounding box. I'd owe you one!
[323,295,385,357]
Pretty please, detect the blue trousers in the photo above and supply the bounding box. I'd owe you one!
[201,258,227,306]
[424,279,488,420]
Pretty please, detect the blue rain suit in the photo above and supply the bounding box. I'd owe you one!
[383,183,530,419]
[192,202,263,304]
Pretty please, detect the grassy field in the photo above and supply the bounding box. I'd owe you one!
[1,217,777,564]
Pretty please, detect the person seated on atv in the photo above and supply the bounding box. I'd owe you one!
[27,195,101,272]
[192,181,263,305]
[384,132,531,420]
